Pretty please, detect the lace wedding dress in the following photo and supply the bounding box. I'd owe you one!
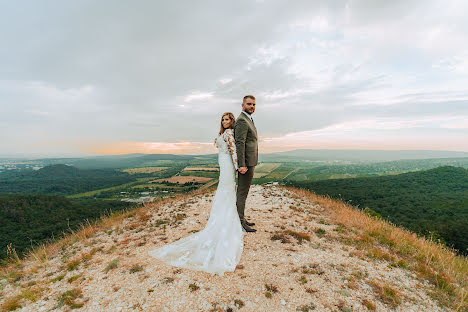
[148,129,245,276]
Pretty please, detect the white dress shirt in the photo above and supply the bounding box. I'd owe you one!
[242,111,254,124]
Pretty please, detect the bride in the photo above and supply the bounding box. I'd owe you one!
[148,112,245,276]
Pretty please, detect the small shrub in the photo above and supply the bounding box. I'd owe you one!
[264,291,272,298]
[296,303,316,311]
[129,264,144,274]
[286,230,311,244]
[103,259,119,273]
[234,299,244,308]
[304,263,324,275]
[271,232,291,244]
[189,282,200,292]
[369,281,401,307]
[362,299,376,311]
[351,270,368,280]
[50,273,66,283]
[315,228,326,238]
[1,286,44,311]
[2,271,23,283]
[381,285,401,307]
[139,213,152,222]
[396,259,408,269]
[106,245,117,254]
[155,219,169,227]
[56,288,84,309]
[67,274,82,283]
[175,213,187,221]
[67,259,80,271]
[22,287,44,302]
[163,277,175,284]
[1,297,22,311]
[265,283,278,293]
[333,223,347,233]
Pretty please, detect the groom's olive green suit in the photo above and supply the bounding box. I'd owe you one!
[234,112,258,223]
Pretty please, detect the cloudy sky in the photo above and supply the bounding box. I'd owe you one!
[1,0,467,157]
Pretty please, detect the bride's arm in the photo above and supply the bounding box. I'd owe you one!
[224,129,238,171]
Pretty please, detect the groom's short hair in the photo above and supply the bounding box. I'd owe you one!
[243,95,255,103]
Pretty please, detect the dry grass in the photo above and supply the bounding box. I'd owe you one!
[362,299,376,311]
[270,229,310,245]
[56,288,84,309]
[284,186,468,311]
[368,280,402,308]
[0,286,45,311]
[270,232,291,244]
[103,259,119,273]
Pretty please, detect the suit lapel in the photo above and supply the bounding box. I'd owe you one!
[240,112,257,136]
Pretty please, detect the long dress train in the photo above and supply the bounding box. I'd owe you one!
[148,128,245,276]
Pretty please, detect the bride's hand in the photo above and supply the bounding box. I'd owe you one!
[238,167,248,174]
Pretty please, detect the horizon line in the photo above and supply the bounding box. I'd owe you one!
[1,148,468,159]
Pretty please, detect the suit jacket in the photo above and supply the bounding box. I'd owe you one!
[234,112,258,167]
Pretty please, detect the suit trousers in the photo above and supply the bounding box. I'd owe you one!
[236,166,255,223]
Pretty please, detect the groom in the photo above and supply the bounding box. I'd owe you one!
[234,95,258,233]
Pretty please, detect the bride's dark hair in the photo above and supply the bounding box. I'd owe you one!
[218,112,235,136]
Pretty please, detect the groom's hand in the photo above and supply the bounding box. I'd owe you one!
[238,167,248,174]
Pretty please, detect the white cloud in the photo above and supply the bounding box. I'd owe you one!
[183,91,214,103]
[219,78,232,85]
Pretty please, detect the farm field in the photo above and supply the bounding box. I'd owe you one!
[261,163,298,179]
[183,167,219,171]
[150,176,213,184]
[67,178,155,198]
[121,166,169,174]
[252,163,281,178]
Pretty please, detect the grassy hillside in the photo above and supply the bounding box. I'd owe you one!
[287,166,468,255]
[0,185,465,311]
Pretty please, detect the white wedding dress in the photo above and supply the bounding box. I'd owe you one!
[148,129,245,276]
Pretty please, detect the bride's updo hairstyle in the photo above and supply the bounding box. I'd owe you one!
[218,112,235,136]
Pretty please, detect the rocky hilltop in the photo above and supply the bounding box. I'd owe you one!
[0,185,465,311]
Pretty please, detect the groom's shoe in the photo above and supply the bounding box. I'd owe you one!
[245,220,256,226]
[241,221,257,232]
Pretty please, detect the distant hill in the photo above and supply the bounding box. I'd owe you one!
[261,149,468,162]
[33,153,216,169]
[6,150,468,170]
[287,166,468,255]
[0,164,136,195]
[284,157,468,182]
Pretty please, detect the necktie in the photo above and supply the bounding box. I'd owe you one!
[251,117,255,126]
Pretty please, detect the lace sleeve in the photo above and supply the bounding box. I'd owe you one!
[224,129,238,170]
